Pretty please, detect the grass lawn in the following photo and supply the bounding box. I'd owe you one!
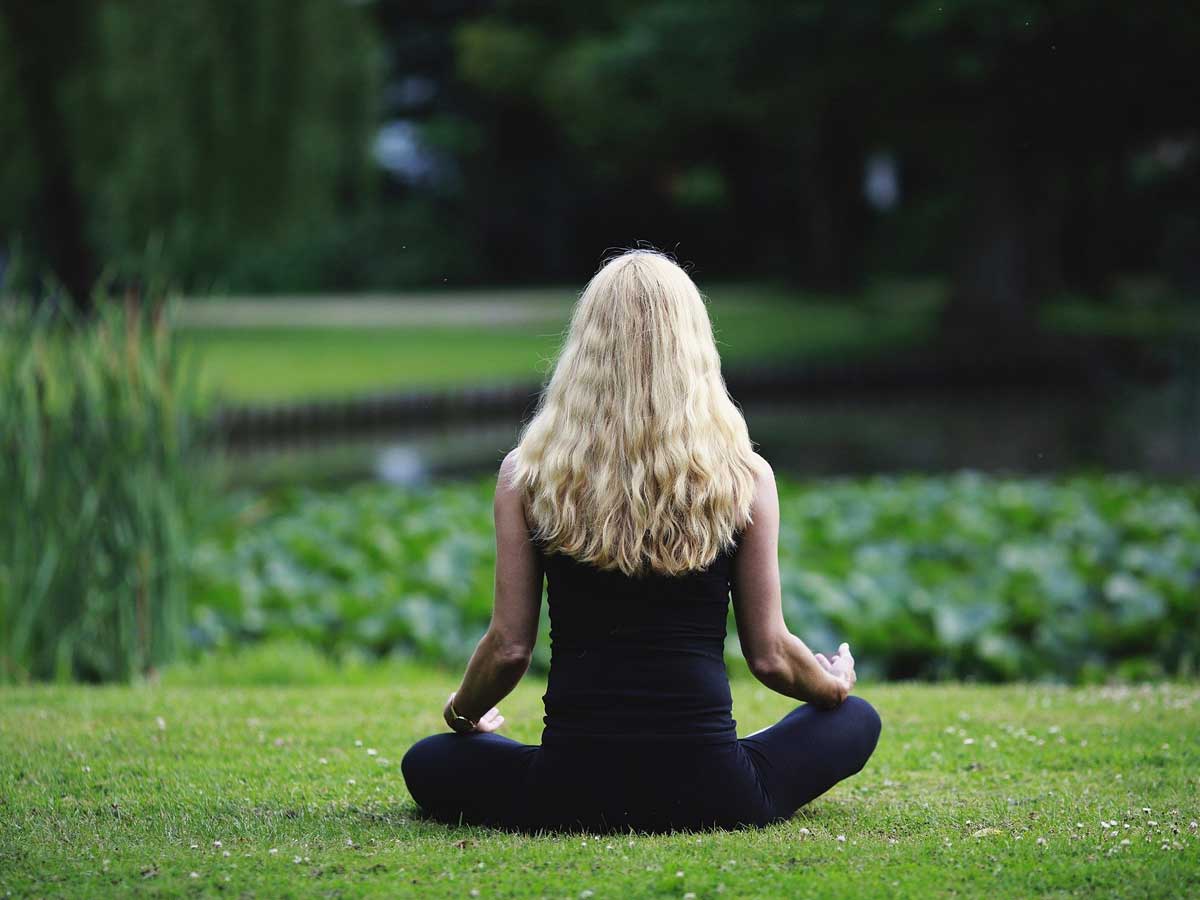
[2,668,1197,898]
[180,281,942,404]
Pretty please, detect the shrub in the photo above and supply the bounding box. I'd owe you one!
[188,472,1200,682]
[0,296,205,681]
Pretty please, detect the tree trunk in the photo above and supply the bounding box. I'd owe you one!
[941,149,1064,350]
[0,0,98,311]
[803,102,867,292]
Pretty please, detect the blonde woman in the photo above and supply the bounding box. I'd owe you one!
[402,249,881,832]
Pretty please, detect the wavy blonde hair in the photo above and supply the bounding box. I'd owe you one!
[509,249,758,577]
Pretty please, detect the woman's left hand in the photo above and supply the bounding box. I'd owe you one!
[443,691,506,733]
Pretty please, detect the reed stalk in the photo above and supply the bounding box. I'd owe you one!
[0,291,205,682]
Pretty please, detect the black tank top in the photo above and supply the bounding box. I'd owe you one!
[533,530,742,745]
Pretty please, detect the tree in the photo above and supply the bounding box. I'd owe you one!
[0,0,99,308]
[0,0,381,306]
[455,1,875,290]
[452,0,1200,337]
[875,0,1200,341]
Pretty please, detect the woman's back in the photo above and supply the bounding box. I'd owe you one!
[401,251,878,834]
[535,531,741,745]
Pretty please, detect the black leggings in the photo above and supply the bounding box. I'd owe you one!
[401,696,882,833]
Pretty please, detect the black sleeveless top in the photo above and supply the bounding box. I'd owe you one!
[532,530,743,746]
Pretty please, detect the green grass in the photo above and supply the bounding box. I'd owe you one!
[2,666,1197,898]
[182,326,568,403]
[180,282,942,403]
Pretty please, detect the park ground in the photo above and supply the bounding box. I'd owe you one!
[177,282,944,403]
[2,667,1197,899]
[172,281,1200,404]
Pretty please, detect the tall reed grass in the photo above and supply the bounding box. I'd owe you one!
[0,293,205,682]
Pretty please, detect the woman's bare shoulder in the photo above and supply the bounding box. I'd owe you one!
[748,451,776,492]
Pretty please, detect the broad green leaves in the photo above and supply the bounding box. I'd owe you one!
[189,472,1200,682]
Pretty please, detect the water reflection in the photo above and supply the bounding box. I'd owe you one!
[212,382,1198,489]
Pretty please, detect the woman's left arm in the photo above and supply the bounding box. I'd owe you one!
[442,450,543,732]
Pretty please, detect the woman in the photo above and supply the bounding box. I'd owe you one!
[401,249,881,833]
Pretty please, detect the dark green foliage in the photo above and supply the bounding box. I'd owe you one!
[0,0,381,296]
[189,482,499,669]
[450,1,1200,303]
[0,297,206,681]
[188,473,1200,682]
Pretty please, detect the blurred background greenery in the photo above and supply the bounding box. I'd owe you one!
[1,1,1197,684]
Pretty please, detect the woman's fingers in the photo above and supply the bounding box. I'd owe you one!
[473,707,504,732]
[476,712,505,733]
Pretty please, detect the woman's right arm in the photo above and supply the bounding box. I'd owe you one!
[731,454,855,709]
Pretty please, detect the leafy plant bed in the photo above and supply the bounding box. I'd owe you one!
[187,473,1200,682]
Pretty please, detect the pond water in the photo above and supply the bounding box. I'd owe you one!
[211,380,1199,488]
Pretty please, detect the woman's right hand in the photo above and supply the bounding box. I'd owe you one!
[815,642,856,706]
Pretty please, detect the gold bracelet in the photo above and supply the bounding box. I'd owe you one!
[448,699,477,732]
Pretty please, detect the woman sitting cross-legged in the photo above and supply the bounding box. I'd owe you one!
[401,249,881,833]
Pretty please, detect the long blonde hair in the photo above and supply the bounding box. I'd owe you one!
[509,249,758,577]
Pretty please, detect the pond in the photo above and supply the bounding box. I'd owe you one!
[210,378,1200,488]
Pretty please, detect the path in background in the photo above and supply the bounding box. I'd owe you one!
[178,288,574,329]
[177,282,944,403]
